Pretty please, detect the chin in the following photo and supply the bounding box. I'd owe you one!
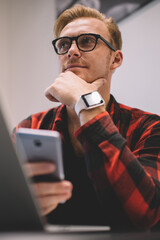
[78,74,91,82]
[68,69,88,81]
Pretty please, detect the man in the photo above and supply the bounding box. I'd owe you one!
[15,5,160,231]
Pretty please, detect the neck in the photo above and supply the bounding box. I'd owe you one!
[99,79,111,108]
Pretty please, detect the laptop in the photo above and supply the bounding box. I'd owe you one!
[0,105,110,233]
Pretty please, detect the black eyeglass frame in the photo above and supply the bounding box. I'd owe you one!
[52,33,116,55]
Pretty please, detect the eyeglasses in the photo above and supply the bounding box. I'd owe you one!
[52,33,116,55]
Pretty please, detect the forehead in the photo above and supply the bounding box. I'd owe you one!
[59,17,109,38]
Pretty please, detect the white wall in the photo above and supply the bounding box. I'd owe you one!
[0,0,10,128]
[1,0,160,132]
[111,0,160,115]
[0,0,58,131]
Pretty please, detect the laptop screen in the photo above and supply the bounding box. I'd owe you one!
[0,107,44,231]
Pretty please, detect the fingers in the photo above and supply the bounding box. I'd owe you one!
[33,180,73,215]
[24,163,73,215]
[38,192,72,215]
[24,162,55,177]
[34,180,72,196]
[44,71,107,108]
[41,202,58,216]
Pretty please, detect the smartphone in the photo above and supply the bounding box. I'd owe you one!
[15,128,64,182]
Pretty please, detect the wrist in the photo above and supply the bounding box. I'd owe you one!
[79,105,106,125]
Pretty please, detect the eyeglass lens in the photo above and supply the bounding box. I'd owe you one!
[55,34,97,54]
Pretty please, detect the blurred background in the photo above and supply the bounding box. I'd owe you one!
[56,0,154,22]
[0,0,160,132]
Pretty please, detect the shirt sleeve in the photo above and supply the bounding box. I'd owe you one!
[12,116,32,143]
[75,111,160,230]
[12,109,52,142]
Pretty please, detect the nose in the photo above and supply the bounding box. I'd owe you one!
[67,41,81,58]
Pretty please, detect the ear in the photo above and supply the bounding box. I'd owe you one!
[110,50,123,70]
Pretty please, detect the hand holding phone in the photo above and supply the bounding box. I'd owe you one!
[15,128,65,182]
[15,128,72,215]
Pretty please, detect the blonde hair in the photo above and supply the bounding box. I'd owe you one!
[54,4,122,50]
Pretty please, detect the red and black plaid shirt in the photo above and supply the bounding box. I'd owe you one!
[16,95,160,230]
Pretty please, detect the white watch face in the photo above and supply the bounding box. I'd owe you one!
[82,91,104,107]
[75,91,105,116]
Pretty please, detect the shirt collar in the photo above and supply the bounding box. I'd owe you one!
[107,94,121,126]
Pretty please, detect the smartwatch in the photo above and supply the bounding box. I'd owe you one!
[75,91,105,116]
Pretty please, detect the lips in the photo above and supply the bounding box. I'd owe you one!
[65,64,87,71]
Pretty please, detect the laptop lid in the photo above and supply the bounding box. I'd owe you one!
[0,106,44,231]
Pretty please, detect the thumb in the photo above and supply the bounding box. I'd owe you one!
[91,78,106,91]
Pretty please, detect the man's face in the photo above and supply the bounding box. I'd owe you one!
[58,17,114,84]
